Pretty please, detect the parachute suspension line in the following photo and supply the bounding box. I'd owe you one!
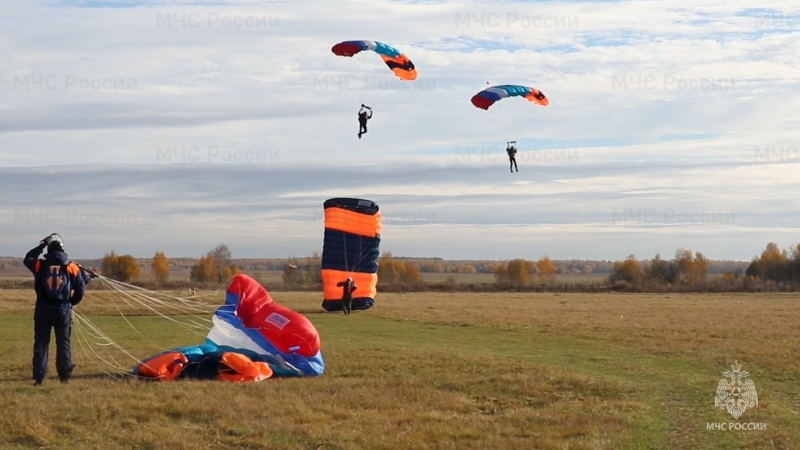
[95,278,212,347]
[73,299,158,373]
[343,230,350,274]
[100,276,220,319]
[99,277,214,334]
[96,275,225,307]
[71,275,227,376]
[72,310,142,377]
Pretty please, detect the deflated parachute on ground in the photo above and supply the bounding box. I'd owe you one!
[133,274,324,381]
[133,344,274,382]
[207,274,323,376]
[471,85,549,110]
[321,198,381,312]
[332,40,417,80]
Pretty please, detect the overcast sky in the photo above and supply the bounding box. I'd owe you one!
[1,0,799,261]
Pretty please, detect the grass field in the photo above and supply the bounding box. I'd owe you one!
[0,288,798,449]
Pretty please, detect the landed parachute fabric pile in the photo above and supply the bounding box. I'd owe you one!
[133,274,324,381]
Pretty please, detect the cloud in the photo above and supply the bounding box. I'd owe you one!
[1,0,799,261]
[2,158,799,261]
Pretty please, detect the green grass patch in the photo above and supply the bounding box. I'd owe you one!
[0,290,797,449]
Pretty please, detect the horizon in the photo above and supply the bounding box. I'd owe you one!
[0,250,756,264]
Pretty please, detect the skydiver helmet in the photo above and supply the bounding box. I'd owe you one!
[47,233,65,252]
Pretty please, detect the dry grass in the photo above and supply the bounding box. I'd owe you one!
[0,288,797,449]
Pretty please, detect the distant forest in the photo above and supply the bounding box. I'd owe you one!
[8,242,800,292]
[0,254,750,275]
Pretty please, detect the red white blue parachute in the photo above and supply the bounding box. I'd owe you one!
[207,274,323,377]
[133,275,323,381]
[332,40,417,81]
[471,85,549,110]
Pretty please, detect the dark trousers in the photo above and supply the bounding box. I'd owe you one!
[342,295,353,314]
[358,121,367,135]
[33,302,74,381]
[509,157,518,171]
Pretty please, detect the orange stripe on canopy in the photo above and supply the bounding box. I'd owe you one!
[380,55,417,81]
[321,269,377,300]
[324,208,382,237]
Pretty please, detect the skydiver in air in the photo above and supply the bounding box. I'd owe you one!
[507,141,518,173]
[337,277,357,315]
[358,104,373,139]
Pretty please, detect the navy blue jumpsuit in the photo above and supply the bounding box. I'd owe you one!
[24,243,86,384]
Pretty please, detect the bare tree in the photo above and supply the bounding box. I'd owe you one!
[210,244,232,283]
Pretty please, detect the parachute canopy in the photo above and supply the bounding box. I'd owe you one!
[134,344,274,382]
[134,275,324,381]
[471,85,549,110]
[332,40,417,81]
[207,274,324,376]
[321,198,381,312]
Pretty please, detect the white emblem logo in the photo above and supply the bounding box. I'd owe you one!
[715,360,758,419]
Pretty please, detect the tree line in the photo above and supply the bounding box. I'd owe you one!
[606,249,711,288]
[744,242,800,283]
[98,244,240,287]
[35,241,796,292]
[602,242,800,291]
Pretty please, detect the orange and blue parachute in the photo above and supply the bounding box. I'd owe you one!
[471,85,549,110]
[332,40,417,81]
[321,198,381,312]
[133,275,324,381]
[133,344,274,382]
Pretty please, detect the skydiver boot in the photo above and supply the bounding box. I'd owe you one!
[33,369,45,386]
[59,364,74,384]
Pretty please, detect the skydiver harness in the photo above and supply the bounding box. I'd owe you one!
[507,141,517,157]
[35,261,73,303]
[359,105,373,121]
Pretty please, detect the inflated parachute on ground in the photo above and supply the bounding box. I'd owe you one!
[134,275,324,381]
[471,85,549,110]
[332,40,417,80]
[321,198,381,312]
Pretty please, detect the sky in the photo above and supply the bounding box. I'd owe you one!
[1,0,799,261]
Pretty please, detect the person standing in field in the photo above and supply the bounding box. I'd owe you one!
[23,234,86,386]
[337,277,357,315]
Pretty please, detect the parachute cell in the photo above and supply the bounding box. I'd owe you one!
[332,40,417,81]
[321,198,381,312]
[206,274,324,376]
[471,85,549,110]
